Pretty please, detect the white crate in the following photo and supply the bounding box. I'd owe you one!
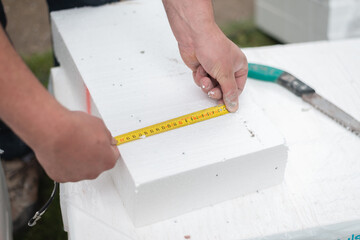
[255,0,360,43]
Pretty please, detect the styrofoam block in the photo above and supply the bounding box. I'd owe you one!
[255,0,314,43]
[327,0,360,39]
[51,0,287,226]
[256,0,360,43]
[50,67,85,112]
[53,39,360,240]
[112,97,287,226]
[255,0,287,42]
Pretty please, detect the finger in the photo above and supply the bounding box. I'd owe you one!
[209,75,219,88]
[104,128,117,146]
[100,145,119,172]
[218,75,239,112]
[104,126,113,138]
[200,77,215,93]
[235,68,248,95]
[110,135,120,161]
[193,65,208,87]
[112,145,120,161]
[103,145,120,170]
[207,86,222,100]
[105,130,120,160]
[111,137,118,146]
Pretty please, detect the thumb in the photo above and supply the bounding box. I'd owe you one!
[111,137,120,160]
[218,74,239,112]
[112,145,120,161]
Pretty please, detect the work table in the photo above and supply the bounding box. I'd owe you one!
[50,1,360,239]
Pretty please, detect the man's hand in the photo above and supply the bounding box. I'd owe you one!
[0,26,119,182]
[34,111,119,182]
[179,27,248,112]
[163,0,248,112]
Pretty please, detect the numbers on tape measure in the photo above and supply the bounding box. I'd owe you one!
[114,104,229,145]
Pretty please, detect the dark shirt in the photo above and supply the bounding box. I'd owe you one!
[0,0,6,28]
[0,0,119,159]
[0,0,120,28]
[46,0,119,11]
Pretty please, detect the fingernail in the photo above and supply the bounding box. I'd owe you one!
[201,79,208,89]
[208,91,215,98]
[227,100,238,112]
[228,100,238,109]
[111,138,118,146]
[224,94,238,112]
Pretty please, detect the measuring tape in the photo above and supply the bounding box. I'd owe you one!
[115,104,229,145]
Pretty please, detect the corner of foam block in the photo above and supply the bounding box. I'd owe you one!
[109,157,138,223]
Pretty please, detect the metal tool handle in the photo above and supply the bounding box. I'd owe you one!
[277,72,315,96]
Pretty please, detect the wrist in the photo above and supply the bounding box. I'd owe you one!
[191,23,222,48]
[176,18,221,51]
[163,0,218,48]
[28,99,70,152]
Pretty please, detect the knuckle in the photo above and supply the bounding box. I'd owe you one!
[96,135,109,146]
[87,171,100,180]
[238,83,245,94]
[46,169,62,182]
[51,175,63,183]
[104,158,116,170]
[223,88,238,99]
[52,174,70,183]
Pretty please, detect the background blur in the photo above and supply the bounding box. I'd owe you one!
[2,0,258,56]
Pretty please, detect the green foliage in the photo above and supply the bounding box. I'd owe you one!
[221,20,281,47]
[22,51,54,87]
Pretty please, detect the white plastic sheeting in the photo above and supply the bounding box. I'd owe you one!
[53,37,360,240]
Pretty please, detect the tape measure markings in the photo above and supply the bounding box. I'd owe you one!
[115,104,229,145]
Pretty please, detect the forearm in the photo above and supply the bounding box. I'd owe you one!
[162,0,248,113]
[0,27,67,150]
[0,27,119,182]
[162,0,218,48]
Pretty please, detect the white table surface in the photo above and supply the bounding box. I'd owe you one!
[52,37,360,240]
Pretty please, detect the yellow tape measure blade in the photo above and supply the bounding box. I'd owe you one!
[115,104,229,145]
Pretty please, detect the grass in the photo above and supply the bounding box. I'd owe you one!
[12,20,279,240]
[22,51,54,87]
[221,20,281,47]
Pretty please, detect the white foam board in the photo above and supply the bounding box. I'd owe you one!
[53,38,360,240]
[50,67,85,112]
[255,0,360,43]
[51,0,287,226]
